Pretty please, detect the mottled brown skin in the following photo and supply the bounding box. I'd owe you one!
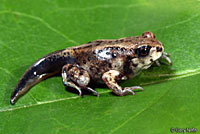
[10,31,172,105]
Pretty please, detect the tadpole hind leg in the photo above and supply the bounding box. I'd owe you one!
[85,87,99,97]
[62,64,98,96]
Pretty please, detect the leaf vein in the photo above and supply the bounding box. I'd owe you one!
[0,66,16,79]
[110,89,170,133]
[154,13,200,31]
[55,3,144,12]
[0,10,79,45]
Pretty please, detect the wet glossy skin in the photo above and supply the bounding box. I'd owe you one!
[10,31,172,105]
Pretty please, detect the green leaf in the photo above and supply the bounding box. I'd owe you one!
[0,0,200,133]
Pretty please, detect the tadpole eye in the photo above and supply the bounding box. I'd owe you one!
[136,46,151,57]
[142,32,155,38]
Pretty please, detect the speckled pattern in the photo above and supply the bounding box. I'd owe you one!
[10,31,172,105]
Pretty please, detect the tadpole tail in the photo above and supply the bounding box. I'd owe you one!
[10,49,75,105]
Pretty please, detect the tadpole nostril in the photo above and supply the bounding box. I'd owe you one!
[156,47,162,52]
